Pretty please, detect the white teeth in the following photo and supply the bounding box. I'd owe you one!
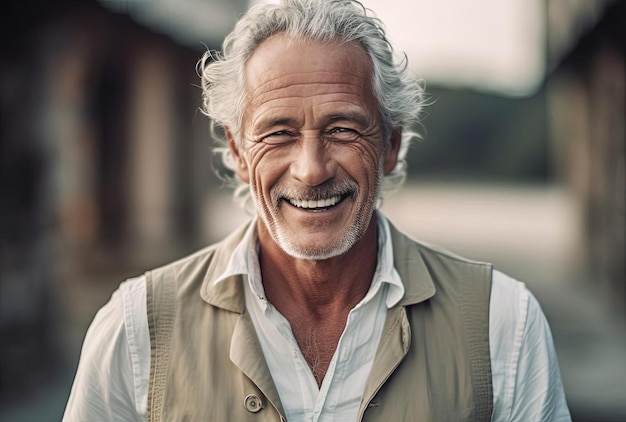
[288,195,341,209]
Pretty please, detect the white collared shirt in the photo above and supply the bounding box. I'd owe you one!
[213,213,403,421]
[63,213,571,421]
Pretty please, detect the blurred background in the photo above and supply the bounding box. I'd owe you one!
[0,0,624,420]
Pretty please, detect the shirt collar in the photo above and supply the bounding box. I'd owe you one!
[213,216,265,298]
[374,210,405,308]
[213,211,405,309]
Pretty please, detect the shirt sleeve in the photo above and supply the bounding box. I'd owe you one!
[63,277,147,422]
[490,270,571,422]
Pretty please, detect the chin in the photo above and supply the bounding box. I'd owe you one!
[275,230,360,261]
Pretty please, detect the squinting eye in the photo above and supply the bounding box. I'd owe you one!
[328,127,360,142]
[263,131,297,144]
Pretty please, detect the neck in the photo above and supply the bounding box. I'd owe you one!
[257,215,379,317]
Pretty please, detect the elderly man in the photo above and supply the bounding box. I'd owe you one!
[64,1,571,421]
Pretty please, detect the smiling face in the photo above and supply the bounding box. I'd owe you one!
[228,35,400,260]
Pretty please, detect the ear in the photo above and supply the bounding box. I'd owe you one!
[226,128,250,183]
[383,128,402,175]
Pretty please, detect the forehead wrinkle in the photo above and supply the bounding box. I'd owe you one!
[249,88,373,120]
[252,100,373,129]
[250,83,373,108]
[251,92,371,112]
[245,62,370,90]
[248,81,369,102]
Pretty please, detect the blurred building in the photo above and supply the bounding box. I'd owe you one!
[396,0,625,313]
[547,0,625,311]
[0,0,247,407]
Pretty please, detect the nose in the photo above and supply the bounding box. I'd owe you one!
[290,135,336,186]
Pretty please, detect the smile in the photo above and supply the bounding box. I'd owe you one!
[286,194,342,209]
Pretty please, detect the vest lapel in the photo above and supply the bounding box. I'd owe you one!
[230,310,285,417]
[358,224,437,417]
[388,221,437,306]
[202,222,286,416]
[358,305,411,418]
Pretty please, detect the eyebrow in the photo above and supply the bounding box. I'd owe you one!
[251,108,374,134]
[252,117,300,134]
[323,111,371,128]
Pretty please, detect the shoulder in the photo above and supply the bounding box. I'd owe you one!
[489,271,531,395]
[92,276,149,378]
[490,270,530,333]
[489,270,550,353]
[86,276,146,347]
[489,271,571,421]
[63,277,147,421]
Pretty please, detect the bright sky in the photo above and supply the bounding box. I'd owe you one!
[251,0,546,96]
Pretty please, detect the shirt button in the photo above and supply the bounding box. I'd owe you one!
[244,394,263,413]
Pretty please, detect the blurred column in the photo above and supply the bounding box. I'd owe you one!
[127,44,178,264]
[547,0,625,311]
[47,26,100,268]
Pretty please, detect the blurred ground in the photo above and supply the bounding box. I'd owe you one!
[1,182,625,421]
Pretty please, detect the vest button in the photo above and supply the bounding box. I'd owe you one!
[244,394,263,413]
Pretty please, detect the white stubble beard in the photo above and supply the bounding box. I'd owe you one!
[251,159,385,261]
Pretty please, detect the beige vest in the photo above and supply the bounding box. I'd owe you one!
[146,221,493,421]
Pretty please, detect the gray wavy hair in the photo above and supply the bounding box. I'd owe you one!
[198,0,426,212]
